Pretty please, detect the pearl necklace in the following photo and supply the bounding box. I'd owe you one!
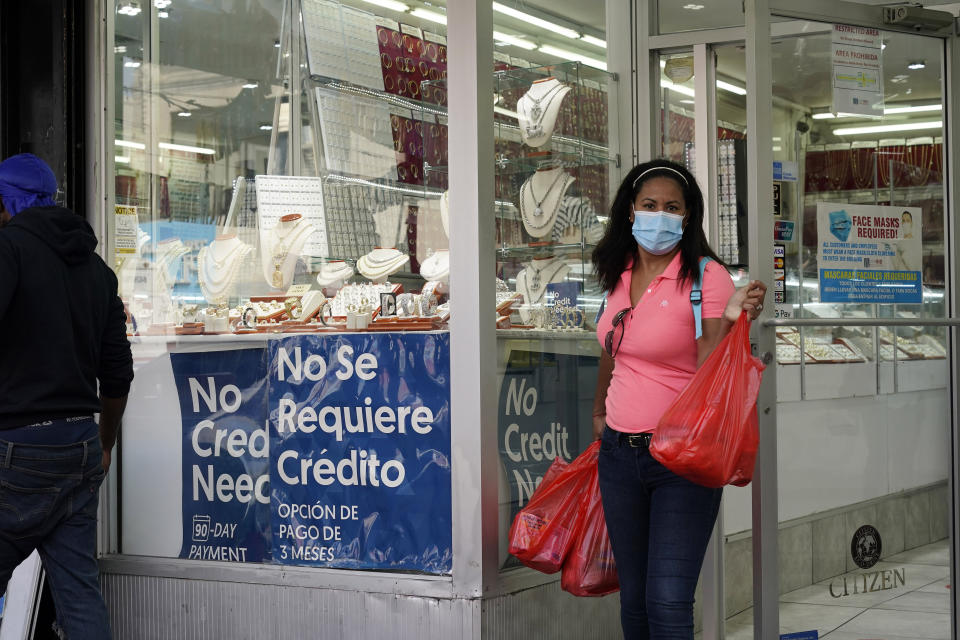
[197,240,252,303]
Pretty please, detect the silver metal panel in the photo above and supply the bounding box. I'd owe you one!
[635,1,658,161]
[946,20,960,640]
[744,2,779,639]
[102,574,480,640]
[447,0,496,606]
[481,580,622,639]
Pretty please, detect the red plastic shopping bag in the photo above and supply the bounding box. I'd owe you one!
[650,312,764,488]
[508,441,600,573]
[560,464,619,597]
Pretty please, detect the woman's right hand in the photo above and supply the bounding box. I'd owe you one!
[593,414,606,440]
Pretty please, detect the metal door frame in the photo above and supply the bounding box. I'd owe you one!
[635,1,959,637]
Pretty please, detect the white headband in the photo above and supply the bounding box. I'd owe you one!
[632,166,689,189]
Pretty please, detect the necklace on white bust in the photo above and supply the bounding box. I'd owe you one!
[439,191,450,239]
[197,235,253,304]
[517,256,569,307]
[316,260,355,287]
[419,249,449,283]
[153,238,190,285]
[262,215,313,289]
[516,78,571,147]
[357,247,409,283]
[519,168,574,239]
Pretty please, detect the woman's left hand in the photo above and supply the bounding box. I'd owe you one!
[724,280,767,322]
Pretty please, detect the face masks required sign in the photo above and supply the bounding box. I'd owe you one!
[817,202,922,303]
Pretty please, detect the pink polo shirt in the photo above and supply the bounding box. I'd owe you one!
[596,253,734,434]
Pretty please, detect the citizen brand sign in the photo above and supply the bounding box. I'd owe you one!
[827,524,907,599]
[851,524,882,569]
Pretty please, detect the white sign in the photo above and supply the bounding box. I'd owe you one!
[773,160,799,182]
[114,205,139,255]
[255,175,329,257]
[832,24,884,117]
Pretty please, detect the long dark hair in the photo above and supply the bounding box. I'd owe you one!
[592,159,725,293]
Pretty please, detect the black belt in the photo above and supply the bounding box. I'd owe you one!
[617,431,653,449]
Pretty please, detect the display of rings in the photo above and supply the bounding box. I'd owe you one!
[317,301,333,326]
[391,31,402,47]
[402,34,414,53]
[381,53,392,69]
[284,296,302,320]
[394,55,404,70]
[378,28,389,46]
[403,57,415,72]
[419,61,428,77]
[427,42,438,62]
[428,67,439,81]
[241,306,256,329]
[408,80,420,97]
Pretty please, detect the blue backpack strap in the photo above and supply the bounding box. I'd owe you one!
[691,257,711,340]
[594,292,607,324]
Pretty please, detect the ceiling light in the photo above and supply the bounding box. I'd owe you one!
[177,111,192,117]
[538,44,605,70]
[883,104,941,115]
[834,121,941,135]
[118,1,142,16]
[115,156,131,164]
[115,140,146,150]
[274,39,281,48]
[159,142,216,155]
[410,8,446,24]
[259,124,273,131]
[660,80,695,97]
[683,3,705,9]
[716,79,746,95]
[357,0,409,11]
[493,31,537,50]
[158,10,169,18]
[153,0,171,7]
[812,112,862,119]
[581,35,607,49]
[907,61,926,70]
[124,60,141,68]
[679,99,695,104]
[114,45,127,54]
[242,80,259,89]
[493,3,580,39]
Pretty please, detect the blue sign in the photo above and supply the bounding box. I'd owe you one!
[774,220,795,242]
[498,349,596,568]
[819,268,922,303]
[773,160,799,182]
[268,333,452,572]
[171,348,272,563]
[780,631,818,640]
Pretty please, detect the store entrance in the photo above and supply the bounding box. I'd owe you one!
[647,3,956,638]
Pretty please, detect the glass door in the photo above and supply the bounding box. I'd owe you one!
[766,20,953,640]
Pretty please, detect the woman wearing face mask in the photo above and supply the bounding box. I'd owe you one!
[591,159,765,640]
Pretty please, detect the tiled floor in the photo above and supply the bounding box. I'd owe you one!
[711,539,953,639]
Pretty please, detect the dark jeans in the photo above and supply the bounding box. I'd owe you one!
[598,427,722,640]
[0,434,110,640]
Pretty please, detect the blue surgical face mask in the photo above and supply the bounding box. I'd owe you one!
[632,210,684,255]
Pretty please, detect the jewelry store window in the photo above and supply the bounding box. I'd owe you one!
[108,0,615,575]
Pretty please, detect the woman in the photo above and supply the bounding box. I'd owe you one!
[592,159,766,639]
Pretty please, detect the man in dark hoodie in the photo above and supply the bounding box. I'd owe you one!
[0,153,132,639]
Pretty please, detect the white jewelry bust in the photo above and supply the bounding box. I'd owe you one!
[356,247,409,283]
[515,255,570,324]
[516,77,571,147]
[439,191,450,239]
[197,234,254,304]
[519,167,575,239]
[261,214,314,290]
[419,249,449,284]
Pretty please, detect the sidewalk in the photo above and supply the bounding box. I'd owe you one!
[717,538,951,639]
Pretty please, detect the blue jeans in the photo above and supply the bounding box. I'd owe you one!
[598,427,722,640]
[0,435,110,639]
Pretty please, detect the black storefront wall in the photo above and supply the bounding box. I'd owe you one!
[0,0,86,213]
